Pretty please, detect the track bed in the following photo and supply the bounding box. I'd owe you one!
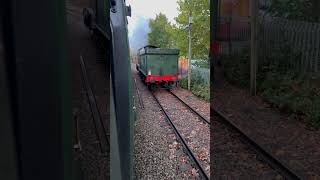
[133,63,210,179]
[68,1,109,179]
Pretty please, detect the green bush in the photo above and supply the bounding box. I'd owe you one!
[192,59,209,68]
[307,98,320,128]
[259,72,320,129]
[179,71,210,101]
[191,84,210,101]
[220,49,250,88]
[220,47,320,129]
[179,77,188,89]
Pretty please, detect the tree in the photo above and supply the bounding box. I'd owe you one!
[268,0,320,22]
[148,13,174,48]
[147,0,210,62]
[172,0,210,61]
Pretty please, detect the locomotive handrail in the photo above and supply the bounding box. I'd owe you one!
[137,45,158,51]
[143,45,158,48]
[137,45,159,55]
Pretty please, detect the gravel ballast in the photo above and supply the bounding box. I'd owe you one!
[132,64,203,179]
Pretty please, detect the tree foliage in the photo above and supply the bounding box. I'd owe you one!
[147,13,174,48]
[267,0,320,22]
[147,0,210,61]
[173,0,210,60]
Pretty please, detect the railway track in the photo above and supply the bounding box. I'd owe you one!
[154,88,299,179]
[151,90,209,180]
[80,55,109,155]
[168,90,210,125]
[212,107,301,180]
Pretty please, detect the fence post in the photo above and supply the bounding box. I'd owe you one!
[315,23,320,72]
[308,22,313,71]
[294,20,301,70]
[298,21,304,71]
[250,0,258,96]
[303,22,309,72]
[288,20,294,69]
[275,18,280,66]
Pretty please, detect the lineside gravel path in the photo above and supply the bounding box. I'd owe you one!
[68,0,109,179]
[212,113,284,179]
[155,89,210,176]
[132,64,202,179]
[214,65,320,179]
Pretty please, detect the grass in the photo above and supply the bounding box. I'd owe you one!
[220,48,320,129]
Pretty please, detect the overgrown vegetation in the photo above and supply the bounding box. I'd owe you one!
[173,0,210,60]
[179,70,209,101]
[219,49,250,88]
[192,59,209,68]
[267,0,320,22]
[220,48,320,129]
[259,71,320,129]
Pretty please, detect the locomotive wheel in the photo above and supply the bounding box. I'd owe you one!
[142,75,146,83]
[148,84,156,91]
[137,72,144,82]
[166,81,175,89]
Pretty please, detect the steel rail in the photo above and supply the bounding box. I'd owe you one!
[151,92,209,180]
[73,115,82,151]
[212,107,301,180]
[80,55,109,155]
[168,90,210,125]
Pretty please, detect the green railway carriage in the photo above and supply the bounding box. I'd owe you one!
[136,45,180,88]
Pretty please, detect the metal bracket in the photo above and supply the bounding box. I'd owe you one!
[126,5,131,17]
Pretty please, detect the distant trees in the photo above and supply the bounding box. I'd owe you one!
[147,0,210,62]
[147,13,174,48]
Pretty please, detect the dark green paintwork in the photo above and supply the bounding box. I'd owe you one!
[138,46,180,76]
[110,0,134,179]
[1,0,71,179]
[95,0,110,39]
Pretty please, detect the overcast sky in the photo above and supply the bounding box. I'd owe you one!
[126,0,179,51]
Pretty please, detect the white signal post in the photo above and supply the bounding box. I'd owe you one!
[188,11,192,91]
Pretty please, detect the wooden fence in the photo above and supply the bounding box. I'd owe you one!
[218,16,320,72]
[259,16,320,72]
